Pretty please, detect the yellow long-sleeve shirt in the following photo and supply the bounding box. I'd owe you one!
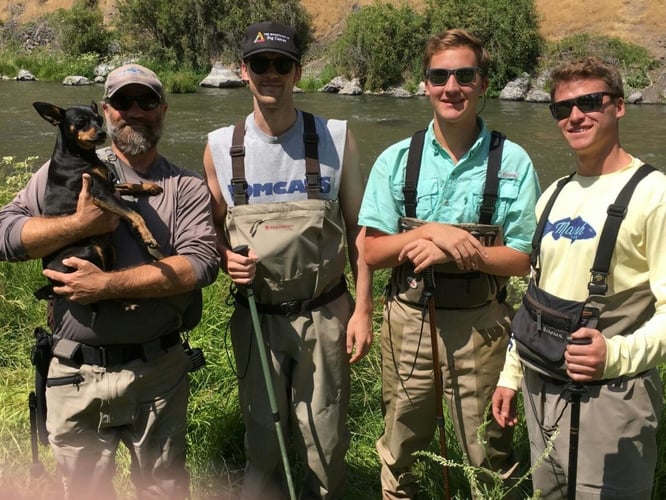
[498,158,666,390]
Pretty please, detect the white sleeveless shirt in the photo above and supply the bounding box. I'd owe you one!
[207,110,347,206]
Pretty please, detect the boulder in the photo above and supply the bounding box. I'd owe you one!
[17,69,37,81]
[525,89,551,103]
[391,87,412,98]
[319,76,348,93]
[626,91,644,104]
[200,64,244,88]
[499,73,530,101]
[339,78,363,95]
[62,75,92,86]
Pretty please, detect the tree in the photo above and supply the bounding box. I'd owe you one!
[115,0,311,70]
[330,2,427,91]
[51,0,112,57]
[425,0,542,94]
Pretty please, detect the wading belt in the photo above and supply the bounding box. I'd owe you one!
[403,129,505,222]
[230,111,321,205]
[51,331,181,367]
[531,164,656,292]
[232,277,348,316]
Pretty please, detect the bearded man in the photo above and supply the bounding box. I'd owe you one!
[0,63,219,500]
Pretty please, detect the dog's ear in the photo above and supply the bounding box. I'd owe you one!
[33,102,65,127]
[90,101,98,115]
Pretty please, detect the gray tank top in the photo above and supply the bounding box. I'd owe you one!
[207,110,347,206]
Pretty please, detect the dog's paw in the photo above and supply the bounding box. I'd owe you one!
[146,244,165,261]
[144,183,163,195]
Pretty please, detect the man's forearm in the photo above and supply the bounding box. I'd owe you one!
[21,214,91,258]
[101,255,198,301]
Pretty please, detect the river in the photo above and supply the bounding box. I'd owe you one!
[2,80,666,188]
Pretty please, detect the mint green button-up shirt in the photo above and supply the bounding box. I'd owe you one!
[359,119,541,254]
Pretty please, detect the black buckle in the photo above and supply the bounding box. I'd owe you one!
[279,300,302,317]
[588,270,608,294]
[480,195,497,216]
[607,203,626,218]
[303,132,318,145]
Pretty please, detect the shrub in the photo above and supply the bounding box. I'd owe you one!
[424,0,542,95]
[330,2,427,91]
[541,32,657,91]
[114,0,311,70]
[51,0,112,58]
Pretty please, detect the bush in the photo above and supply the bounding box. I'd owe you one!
[330,2,427,91]
[541,33,657,91]
[51,0,112,58]
[424,0,542,95]
[114,0,311,70]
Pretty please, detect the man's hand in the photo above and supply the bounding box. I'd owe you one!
[403,223,488,272]
[225,247,258,285]
[565,327,607,382]
[492,386,519,428]
[43,256,110,304]
[346,311,373,363]
[75,174,120,236]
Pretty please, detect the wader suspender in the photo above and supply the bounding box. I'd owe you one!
[531,164,656,294]
[403,129,505,223]
[230,111,321,205]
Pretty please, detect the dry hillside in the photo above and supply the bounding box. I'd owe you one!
[1,0,665,60]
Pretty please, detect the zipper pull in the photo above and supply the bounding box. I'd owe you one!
[536,310,542,332]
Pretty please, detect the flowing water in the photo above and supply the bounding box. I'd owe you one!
[2,80,666,189]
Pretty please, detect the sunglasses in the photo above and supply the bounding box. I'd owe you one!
[549,92,617,120]
[426,67,479,86]
[247,56,295,75]
[108,93,162,112]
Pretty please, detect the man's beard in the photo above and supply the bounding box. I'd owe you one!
[107,118,163,156]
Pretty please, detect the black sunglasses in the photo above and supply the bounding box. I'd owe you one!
[549,92,618,120]
[247,56,295,75]
[108,93,162,112]
[425,67,479,86]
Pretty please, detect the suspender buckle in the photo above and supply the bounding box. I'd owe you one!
[480,195,497,219]
[229,145,245,157]
[588,270,609,295]
[305,172,320,192]
[303,132,318,145]
[607,203,626,218]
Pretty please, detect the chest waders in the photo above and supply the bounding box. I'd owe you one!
[393,129,505,498]
[225,112,344,500]
[512,164,656,499]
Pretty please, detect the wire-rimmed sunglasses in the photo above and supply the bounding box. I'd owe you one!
[549,92,618,120]
[107,93,162,112]
[425,67,479,86]
[247,56,295,75]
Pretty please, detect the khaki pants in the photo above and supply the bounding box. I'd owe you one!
[523,367,662,499]
[46,344,191,500]
[231,293,354,500]
[377,298,516,499]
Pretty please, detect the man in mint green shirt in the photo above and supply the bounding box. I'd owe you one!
[359,28,540,499]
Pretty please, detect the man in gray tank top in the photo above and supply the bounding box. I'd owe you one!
[204,21,373,500]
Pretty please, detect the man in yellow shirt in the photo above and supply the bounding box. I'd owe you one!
[493,57,666,499]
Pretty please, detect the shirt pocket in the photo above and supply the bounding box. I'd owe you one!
[472,177,520,223]
[392,176,443,218]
